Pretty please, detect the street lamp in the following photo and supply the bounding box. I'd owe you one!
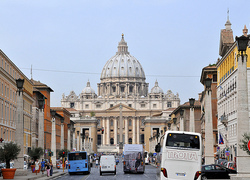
[167,122,171,130]
[234,33,250,177]
[50,109,57,166]
[173,118,177,124]
[189,98,195,108]
[204,78,212,95]
[15,78,27,175]
[236,35,249,55]
[180,109,184,117]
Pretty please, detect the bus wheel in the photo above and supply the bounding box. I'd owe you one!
[202,176,208,180]
[100,171,102,176]
[69,172,72,175]
[114,170,116,175]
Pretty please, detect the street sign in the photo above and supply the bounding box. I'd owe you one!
[248,140,250,151]
[217,146,220,151]
[226,152,230,156]
[153,153,157,156]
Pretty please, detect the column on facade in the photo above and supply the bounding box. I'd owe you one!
[102,118,106,145]
[114,118,117,145]
[61,120,64,149]
[137,117,140,144]
[77,131,80,151]
[67,124,71,150]
[125,117,128,144]
[106,117,110,145]
[126,83,129,94]
[72,128,76,150]
[132,117,136,144]
[135,83,137,94]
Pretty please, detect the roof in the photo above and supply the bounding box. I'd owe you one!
[30,79,54,92]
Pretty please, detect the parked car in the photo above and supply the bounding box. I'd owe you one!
[100,155,116,175]
[201,164,237,179]
[226,161,236,170]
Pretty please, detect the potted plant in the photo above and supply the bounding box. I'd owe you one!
[27,147,43,173]
[0,141,21,179]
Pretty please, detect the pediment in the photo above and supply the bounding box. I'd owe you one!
[106,104,136,112]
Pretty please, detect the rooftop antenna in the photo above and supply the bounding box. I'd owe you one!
[31,64,33,79]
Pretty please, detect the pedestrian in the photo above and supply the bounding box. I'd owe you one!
[95,158,99,168]
[45,161,50,177]
[65,159,68,169]
[50,160,53,176]
[35,159,40,175]
[41,159,45,174]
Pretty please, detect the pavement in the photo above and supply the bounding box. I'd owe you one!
[0,169,67,180]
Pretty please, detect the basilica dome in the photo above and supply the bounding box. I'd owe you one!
[150,80,164,94]
[100,34,146,81]
[82,81,95,94]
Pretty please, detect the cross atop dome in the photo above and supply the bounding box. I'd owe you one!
[117,34,129,54]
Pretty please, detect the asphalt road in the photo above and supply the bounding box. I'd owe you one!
[54,158,159,180]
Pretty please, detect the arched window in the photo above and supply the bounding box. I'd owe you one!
[110,120,113,126]
[129,119,132,126]
[110,138,114,145]
[129,138,132,144]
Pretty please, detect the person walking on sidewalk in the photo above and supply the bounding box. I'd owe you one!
[50,160,53,176]
[45,161,51,177]
[41,159,45,174]
[35,159,40,175]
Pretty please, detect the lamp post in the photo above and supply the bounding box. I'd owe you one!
[233,34,250,179]
[15,78,27,176]
[189,98,195,132]
[67,124,71,151]
[204,78,214,165]
[180,109,184,131]
[38,97,45,159]
[61,118,64,149]
[50,110,56,166]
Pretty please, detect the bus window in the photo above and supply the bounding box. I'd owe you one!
[68,152,87,160]
[166,133,200,149]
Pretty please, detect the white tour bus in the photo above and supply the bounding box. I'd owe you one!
[155,131,202,180]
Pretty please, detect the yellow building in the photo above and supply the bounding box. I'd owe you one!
[0,49,33,154]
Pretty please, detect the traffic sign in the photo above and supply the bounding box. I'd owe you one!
[248,140,250,151]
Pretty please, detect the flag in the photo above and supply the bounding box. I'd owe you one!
[219,134,224,144]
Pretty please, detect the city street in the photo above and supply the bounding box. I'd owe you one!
[54,157,159,180]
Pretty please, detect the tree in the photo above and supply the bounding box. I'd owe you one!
[0,141,21,168]
[58,149,70,159]
[28,147,44,162]
[239,133,250,155]
[90,111,95,117]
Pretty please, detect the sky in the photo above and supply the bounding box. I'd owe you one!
[1,0,250,107]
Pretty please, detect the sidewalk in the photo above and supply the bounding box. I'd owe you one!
[0,169,67,180]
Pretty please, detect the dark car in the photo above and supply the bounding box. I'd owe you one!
[201,164,237,179]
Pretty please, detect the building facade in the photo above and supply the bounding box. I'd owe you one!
[61,35,180,153]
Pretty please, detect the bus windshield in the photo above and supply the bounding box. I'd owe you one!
[165,133,200,149]
[68,152,87,160]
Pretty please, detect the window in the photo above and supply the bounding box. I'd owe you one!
[167,102,172,107]
[112,87,116,92]
[110,120,113,126]
[129,86,133,93]
[70,102,74,108]
[141,104,145,108]
[110,104,113,108]
[128,104,132,107]
[129,119,132,126]
[153,104,156,108]
[85,104,89,109]
[110,138,114,145]
[96,104,101,108]
[121,86,125,93]
[129,138,132,144]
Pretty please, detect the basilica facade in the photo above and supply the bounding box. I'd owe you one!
[61,35,180,153]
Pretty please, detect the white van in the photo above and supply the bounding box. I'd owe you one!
[100,155,116,175]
